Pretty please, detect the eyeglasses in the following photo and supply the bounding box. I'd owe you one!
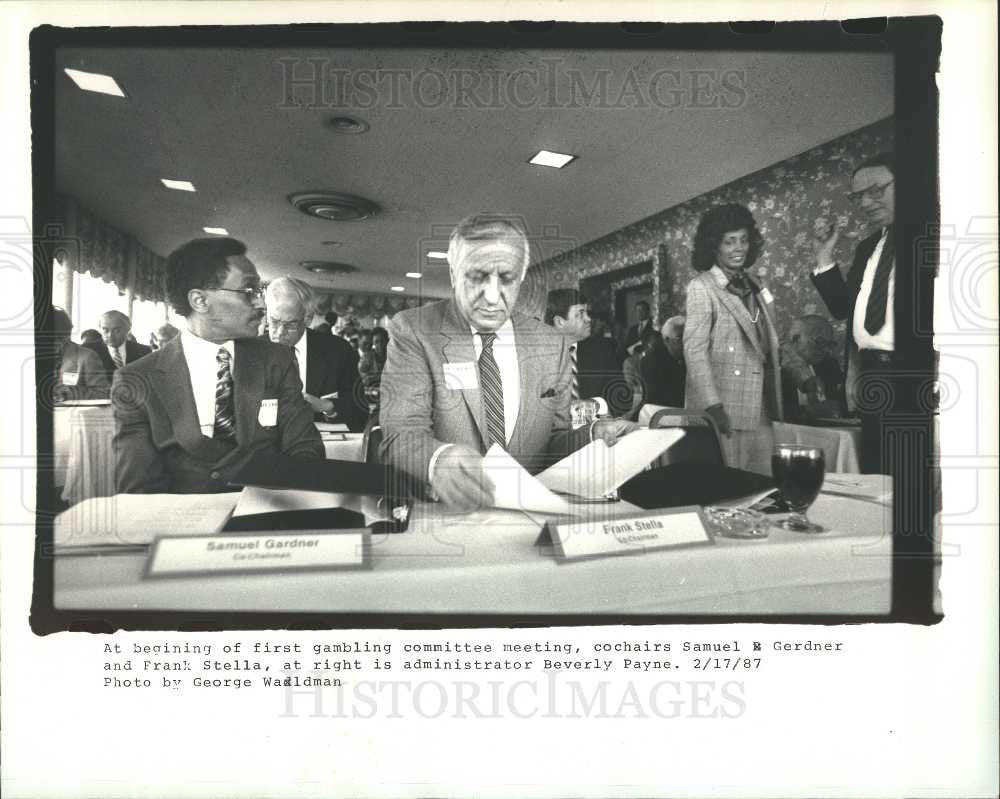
[848,180,894,204]
[213,286,265,303]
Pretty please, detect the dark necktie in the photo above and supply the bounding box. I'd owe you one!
[213,347,236,440]
[864,226,895,335]
[569,343,579,400]
[477,332,506,449]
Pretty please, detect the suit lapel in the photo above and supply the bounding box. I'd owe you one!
[305,330,325,396]
[439,301,487,448]
[233,339,265,445]
[151,337,206,451]
[509,317,540,447]
[709,270,764,357]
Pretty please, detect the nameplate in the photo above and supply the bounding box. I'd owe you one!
[144,530,371,579]
[536,506,713,562]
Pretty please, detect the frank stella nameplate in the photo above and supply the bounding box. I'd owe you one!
[145,530,371,579]
[537,506,713,562]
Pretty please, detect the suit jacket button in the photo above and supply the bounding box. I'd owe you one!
[210,471,221,480]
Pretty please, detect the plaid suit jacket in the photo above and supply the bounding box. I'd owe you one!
[379,298,590,480]
[683,267,784,430]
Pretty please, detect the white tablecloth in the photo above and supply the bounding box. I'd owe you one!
[54,474,892,615]
[639,404,863,474]
[773,421,862,473]
[53,404,116,506]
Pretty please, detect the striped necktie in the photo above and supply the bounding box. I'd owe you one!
[477,332,506,449]
[111,346,124,369]
[213,347,236,440]
[864,226,895,335]
[569,343,579,400]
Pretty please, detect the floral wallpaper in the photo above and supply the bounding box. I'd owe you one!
[526,117,894,347]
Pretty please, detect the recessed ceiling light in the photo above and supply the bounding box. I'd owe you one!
[327,115,370,134]
[161,179,196,192]
[405,272,423,279]
[390,286,405,292]
[426,251,448,260]
[529,150,576,169]
[203,227,228,235]
[64,68,126,98]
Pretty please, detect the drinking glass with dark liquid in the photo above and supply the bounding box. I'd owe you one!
[771,445,826,533]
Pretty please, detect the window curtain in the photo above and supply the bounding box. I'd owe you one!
[53,195,167,303]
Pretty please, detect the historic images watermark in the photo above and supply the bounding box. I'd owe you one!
[277,58,748,112]
[276,671,748,721]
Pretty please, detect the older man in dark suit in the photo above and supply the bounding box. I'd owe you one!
[810,152,896,472]
[84,310,152,380]
[112,237,323,494]
[265,276,367,432]
[379,213,635,511]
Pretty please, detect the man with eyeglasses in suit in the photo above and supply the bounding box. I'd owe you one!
[265,276,367,432]
[112,237,323,493]
[810,152,897,473]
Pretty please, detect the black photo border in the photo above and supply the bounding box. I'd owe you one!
[28,17,942,633]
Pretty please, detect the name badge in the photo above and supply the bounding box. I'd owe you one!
[61,371,79,386]
[145,530,371,578]
[443,361,478,391]
[760,288,774,305]
[258,398,278,427]
[536,507,712,561]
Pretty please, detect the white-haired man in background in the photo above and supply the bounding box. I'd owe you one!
[265,276,367,432]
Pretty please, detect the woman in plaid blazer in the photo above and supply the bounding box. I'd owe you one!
[683,203,783,475]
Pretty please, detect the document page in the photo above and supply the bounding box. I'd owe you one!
[54,493,238,549]
[482,444,573,515]
[537,428,685,499]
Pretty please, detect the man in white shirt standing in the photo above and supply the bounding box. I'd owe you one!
[379,213,633,511]
[810,152,896,473]
[112,237,323,493]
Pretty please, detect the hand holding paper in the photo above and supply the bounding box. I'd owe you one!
[431,445,496,512]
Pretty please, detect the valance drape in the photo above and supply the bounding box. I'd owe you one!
[53,195,168,303]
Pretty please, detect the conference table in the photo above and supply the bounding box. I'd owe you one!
[52,473,893,616]
[638,404,863,474]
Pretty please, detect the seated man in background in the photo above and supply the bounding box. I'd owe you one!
[151,322,180,350]
[780,314,845,421]
[545,288,630,418]
[84,310,152,381]
[640,315,687,408]
[112,237,323,493]
[265,276,367,432]
[379,213,634,511]
[50,307,111,401]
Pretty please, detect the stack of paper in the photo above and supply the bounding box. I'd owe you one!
[54,493,238,551]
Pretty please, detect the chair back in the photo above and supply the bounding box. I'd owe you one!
[647,408,726,467]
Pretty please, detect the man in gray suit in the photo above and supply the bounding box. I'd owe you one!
[380,213,633,511]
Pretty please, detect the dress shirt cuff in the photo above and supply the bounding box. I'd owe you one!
[427,443,454,499]
[812,261,838,276]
